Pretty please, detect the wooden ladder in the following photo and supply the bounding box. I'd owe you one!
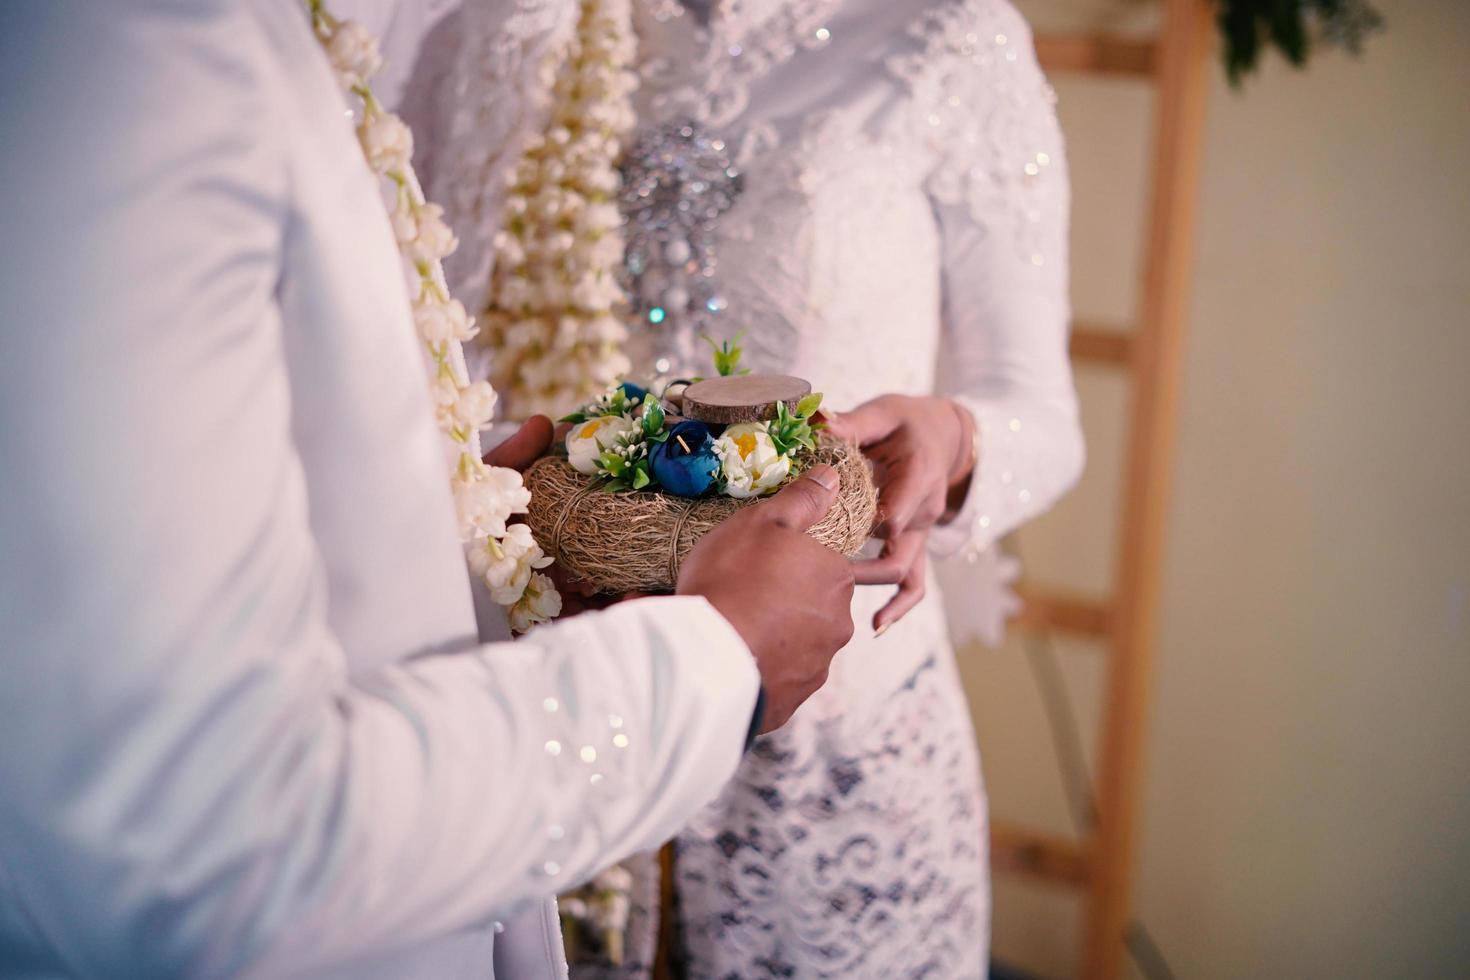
[990,1,1214,977]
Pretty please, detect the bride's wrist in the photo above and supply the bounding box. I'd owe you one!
[942,399,977,522]
[945,399,977,486]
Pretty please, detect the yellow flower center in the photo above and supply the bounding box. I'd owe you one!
[735,432,758,460]
[578,419,606,439]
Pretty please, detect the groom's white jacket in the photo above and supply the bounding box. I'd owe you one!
[0,2,759,977]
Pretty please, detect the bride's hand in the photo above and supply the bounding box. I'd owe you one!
[481,415,555,471]
[483,416,626,617]
[826,395,976,633]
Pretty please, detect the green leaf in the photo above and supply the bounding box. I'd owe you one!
[796,392,824,418]
[559,411,588,424]
[631,467,651,490]
[703,331,748,377]
[641,399,666,436]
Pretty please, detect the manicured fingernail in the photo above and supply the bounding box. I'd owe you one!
[874,622,891,638]
[808,464,839,491]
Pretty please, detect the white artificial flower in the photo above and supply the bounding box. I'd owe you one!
[453,466,530,541]
[415,298,476,346]
[408,203,458,263]
[469,523,552,605]
[325,21,383,84]
[510,572,563,633]
[565,415,636,475]
[358,111,413,173]
[714,422,792,499]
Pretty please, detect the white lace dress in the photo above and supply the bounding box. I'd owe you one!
[406,0,1083,975]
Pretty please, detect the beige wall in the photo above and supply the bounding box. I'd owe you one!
[949,0,1470,976]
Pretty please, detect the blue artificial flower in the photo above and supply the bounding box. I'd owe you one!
[618,382,648,407]
[649,420,721,497]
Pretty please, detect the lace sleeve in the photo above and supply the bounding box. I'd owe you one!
[890,0,1084,559]
[405,0,574,315]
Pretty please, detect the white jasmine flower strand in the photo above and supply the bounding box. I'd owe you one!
[479,0,638,421]
[308,0,558,630]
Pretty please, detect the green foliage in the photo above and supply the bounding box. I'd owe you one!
[768,393,823,459]
[1218,0,1382,85]
[640,399,668,443]
[560,386,640,425]
[597,441,653,492]
[592,400,669,491]
[703,332,751,377]
[795,392,824,419]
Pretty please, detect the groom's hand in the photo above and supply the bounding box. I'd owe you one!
[677,465,856,734]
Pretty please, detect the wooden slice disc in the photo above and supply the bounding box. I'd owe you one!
[682,374,812,425]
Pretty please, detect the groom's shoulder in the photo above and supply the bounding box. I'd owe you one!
[0,0,268,72]
[0,0,294,207]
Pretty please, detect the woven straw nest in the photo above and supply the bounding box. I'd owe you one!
[524,435,878,594]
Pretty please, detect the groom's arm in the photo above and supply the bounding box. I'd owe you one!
[0,4,760,977]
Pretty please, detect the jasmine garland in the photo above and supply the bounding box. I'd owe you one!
[308,0,561,631]
[479,0,639,421]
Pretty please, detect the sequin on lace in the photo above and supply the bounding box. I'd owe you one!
[619,120,743,372]
[885,0,1067,266]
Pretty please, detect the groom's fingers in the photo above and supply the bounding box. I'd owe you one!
[760,465,841,532]
[482,415,554,471]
